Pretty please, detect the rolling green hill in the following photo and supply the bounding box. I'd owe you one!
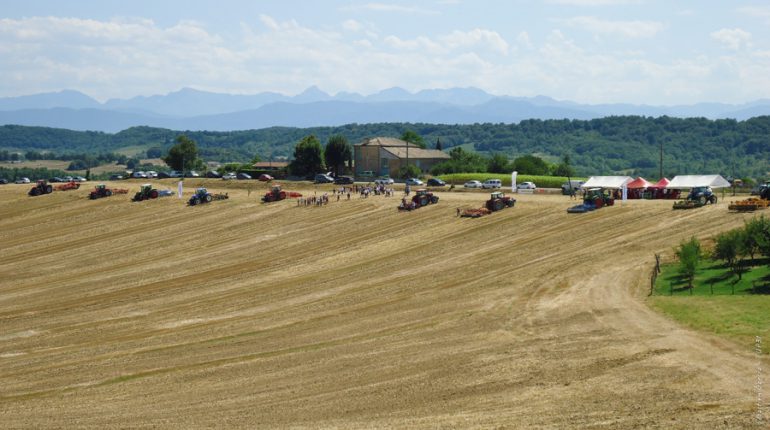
[1,115,769,178]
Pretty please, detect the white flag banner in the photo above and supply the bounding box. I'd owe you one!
[511,171,518,192]
[177,181,183,198]
[621,184,628,201]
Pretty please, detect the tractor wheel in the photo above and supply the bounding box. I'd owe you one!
[594,197,603,208]
[710,195,717,204]
[494,200,504,211]
[89,193,97,200]
[431,196,439,204]
[105,190,112,197]
[191,198,200,206]
[30,188,40,196]
[420,196,429,207]
[698,196,706,205]
[205,194,212,203]
[506,200,515,208]
[45,185,53,194]
[150,190,159,199]
[74,184,80,189]
[279,191,287,200]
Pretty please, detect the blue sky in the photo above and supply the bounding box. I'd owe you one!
[2,0,769,104]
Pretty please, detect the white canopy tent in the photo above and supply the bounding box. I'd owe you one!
[666,175,731,189]
[581,176,633,189]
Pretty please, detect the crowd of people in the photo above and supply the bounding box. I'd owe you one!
[295,183,398,208]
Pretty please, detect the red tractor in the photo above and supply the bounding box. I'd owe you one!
[399,189,439,211]
[485,191,516,211]
[89,184,128,199]
[28,180,54,196]
[261,184,302,203]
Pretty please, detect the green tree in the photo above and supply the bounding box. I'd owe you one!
[126,158,139,170]
[289,135,325,177]
[146,147,163,158]
[552,154,576,176]
[743,216,767,262]
[324,135,352,177]
[676,237,702,289]
[398,164,421,179]
[512,155,551,175]
[487,153,511,173]
[435,138,443,151]
[713,229,748,282]
[250,154,262,165]
[163,135,203,172]
[400,129,425,149]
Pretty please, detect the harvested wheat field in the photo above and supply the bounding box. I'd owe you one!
[0,181,766,428]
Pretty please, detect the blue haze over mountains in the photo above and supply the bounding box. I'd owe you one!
[0,87,769,133]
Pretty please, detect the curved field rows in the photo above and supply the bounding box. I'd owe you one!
[0,181,765,428]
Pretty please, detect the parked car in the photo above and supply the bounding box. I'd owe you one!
[206,170,222,178]
[0,178,8,184]
[374,177,394,185]
[236,172,252,180]
[130,171,147,179]
[222,172,237,180]
[518,181,537,190]
[561,180,584,195]
[464,180,482,188]
[73,176,87,182]
[427,178,446,187]
[145,171,158,178]
[63,176,74,182]
[315,173,334,183]
[482,179,502,189]
[15,177,31,184]
[167,170,183,178]
[334,176,354,185]
[184,171,200,178]
[49,177,65,183]
[405,178,423,186]
[258,174,273,182]
[109,174,124,180]
[157,172,171,179]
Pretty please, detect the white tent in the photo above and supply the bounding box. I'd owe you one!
[666,175,731,189]
[581,176,633,189]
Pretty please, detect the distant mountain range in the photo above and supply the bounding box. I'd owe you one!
[0,87,769,132]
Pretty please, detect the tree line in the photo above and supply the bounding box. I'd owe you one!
[1,115,769,179]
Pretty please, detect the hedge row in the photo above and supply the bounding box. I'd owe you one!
[436,173,586,188]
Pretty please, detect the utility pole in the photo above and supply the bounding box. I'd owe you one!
[659,140,663,180]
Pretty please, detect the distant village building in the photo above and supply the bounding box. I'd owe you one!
[252,161,289,172]
[354,137,450,177]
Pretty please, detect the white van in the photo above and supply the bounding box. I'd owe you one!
[482,179,502,189]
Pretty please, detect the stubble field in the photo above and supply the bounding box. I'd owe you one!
[0,180,766,428]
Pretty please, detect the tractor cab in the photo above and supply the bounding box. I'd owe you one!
[195,187,208,196]
[96,184,106,190]
[141,184,152,192]
[490,191,504,200]
[415,189,429,196]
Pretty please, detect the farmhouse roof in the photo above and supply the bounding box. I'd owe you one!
[356,137,420,147]
[581,176,633,189]
[381,146,450,160]
[666,175,731,189]
[252,161,289,169]
[357,137,450,160]
[626,177,652,189]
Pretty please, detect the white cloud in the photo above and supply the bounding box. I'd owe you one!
[738,6,770,22]
[545,0,642,6]
[0,14,768,105]
[710,28,751,50]
[340,3,439,15]
[561,16,663,38]
[342,19,363,32]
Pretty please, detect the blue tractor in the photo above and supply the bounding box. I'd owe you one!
[188,187,228,205]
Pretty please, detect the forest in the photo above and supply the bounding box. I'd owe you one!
[0,115,768,179]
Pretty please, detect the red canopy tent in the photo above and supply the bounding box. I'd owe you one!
[626,177,652,189]
[624,177,651,199]
[647,178,677,199]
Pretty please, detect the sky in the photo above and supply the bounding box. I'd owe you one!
[1,0,769,105]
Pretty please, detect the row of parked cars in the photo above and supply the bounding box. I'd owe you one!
[462,179,537,190]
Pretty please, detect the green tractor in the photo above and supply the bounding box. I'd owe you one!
[132,184,159,202]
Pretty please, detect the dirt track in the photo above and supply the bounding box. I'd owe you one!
[0,181,766,428]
